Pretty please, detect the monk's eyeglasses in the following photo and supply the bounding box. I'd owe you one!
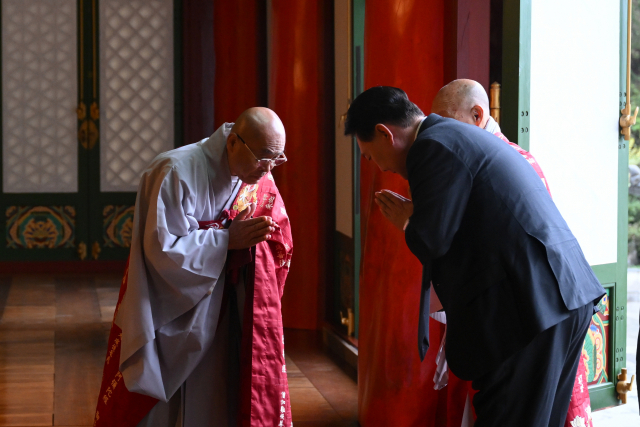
[235,133,287,168]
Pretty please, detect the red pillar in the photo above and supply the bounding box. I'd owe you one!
[358,1,448,425]
[213,0,267,128]
[269,2,334,329]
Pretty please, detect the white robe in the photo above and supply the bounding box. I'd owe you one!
[114,123,243,426]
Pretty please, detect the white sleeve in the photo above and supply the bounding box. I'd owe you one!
[150,165,229,281]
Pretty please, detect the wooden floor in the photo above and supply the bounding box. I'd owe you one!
[0,274,358,427]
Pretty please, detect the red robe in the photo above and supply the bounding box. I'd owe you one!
[93,174,293,427]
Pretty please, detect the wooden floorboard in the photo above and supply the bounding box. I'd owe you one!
[54,277,101,324]
[0,277,55,427]
[0,278,12,320]
[53,326,108,426]
[0,274,358,426]
[285,329,359,422]
[6,277,55,307]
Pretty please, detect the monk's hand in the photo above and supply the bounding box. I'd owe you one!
[374,190,413,231]
[228,203,276,250]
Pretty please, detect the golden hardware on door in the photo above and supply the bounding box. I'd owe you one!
[77,102,87,120]
[90,102,100,121]
[616,368,635,404]
[77,242,87,260]
[620,0,638,141]
[340,308,355,336]
[340,111,348,127]
[339,99,352,128]
[79,120,99,150]
[92,242,101,260]
[490,82,501,125]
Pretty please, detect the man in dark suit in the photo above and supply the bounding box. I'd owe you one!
[344,86,605,426]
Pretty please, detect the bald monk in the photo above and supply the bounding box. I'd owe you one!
[94,107,294,427]
[431,79,551,194]
[375,81,595,426]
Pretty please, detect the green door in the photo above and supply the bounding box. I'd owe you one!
[502,0,631,409]
[0,0,179,262]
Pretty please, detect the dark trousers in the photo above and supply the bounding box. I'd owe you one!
[472,303,593,427]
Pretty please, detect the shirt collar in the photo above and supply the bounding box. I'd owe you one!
[414,117,428,141]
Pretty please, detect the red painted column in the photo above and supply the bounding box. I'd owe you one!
[213,0,267,128]
[358,1,449,425]
[269,2,334,329]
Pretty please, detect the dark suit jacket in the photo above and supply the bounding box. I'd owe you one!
[405,114,605,381]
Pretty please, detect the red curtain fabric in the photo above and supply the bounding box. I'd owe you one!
[269,1,334,329]
[358,1,447,425]
[213,0,267,128]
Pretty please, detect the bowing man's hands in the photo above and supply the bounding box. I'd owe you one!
[374,190,414,231]
[228,203,276,250]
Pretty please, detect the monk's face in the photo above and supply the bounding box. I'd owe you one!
[227,130,286,184]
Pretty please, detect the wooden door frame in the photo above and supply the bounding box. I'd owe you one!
[501,0,629,409]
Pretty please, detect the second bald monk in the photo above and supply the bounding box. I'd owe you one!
[94,108,294,427]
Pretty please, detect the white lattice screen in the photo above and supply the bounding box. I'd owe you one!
[100,0,174,193]
[2,0,78,193]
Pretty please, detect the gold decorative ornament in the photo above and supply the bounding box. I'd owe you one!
[616,368,635,404]
[620,0,638,141]
[77,102,86,120]
[78,241,87,260]
[340,308,355,336]
[490,82,501,125]
[92,241,101,260]
[79,120,99,150]
[90,102,100,121]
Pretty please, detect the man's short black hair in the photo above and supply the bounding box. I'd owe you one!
[344,86,424,141]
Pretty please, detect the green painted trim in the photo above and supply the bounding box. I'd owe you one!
[587,0,630,410]
[516,0,531,152]
[500,0,519,143]
[352,0,365,340]
[611,0,630,409]
[83,0,97,258]
[591,263,617,284]
[510,0,629,409]
[501,0,531,149]
[589,383,619,410]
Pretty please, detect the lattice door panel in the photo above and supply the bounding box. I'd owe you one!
[1,0,78,194]
[99,0,174,193]
[0,0,178,262]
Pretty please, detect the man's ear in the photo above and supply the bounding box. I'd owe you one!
[374,123,394,145]
[471,105,485,127]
